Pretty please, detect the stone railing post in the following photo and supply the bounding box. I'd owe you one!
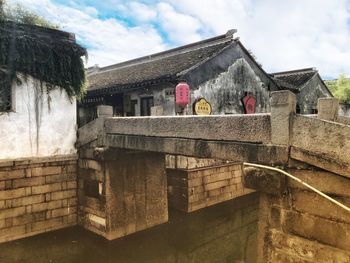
[270,90,296,146]
[317,97,339,121]
[97,105,113,118]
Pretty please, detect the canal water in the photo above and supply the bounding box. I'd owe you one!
[0,194,259,263]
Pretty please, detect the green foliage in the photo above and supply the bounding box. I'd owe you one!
[324,79,337,94]
[327,74,350,103]
[0,0,57,28]
[0,1,86,111]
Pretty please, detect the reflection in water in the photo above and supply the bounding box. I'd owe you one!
[0,194,258,263]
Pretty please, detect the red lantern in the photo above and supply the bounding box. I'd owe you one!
[175,82,190,107]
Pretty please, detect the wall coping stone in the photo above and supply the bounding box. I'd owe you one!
[0,154,78,168]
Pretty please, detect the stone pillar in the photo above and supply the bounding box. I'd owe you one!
[270,90,296,146]
[317,97,339,121]
[78,149,168,240]
[104,150,168,240]
[97,105,113,117]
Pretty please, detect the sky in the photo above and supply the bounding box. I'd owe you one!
[7,0,350,79]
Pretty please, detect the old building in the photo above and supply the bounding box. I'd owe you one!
[270,68,333,114]
[0,21,86,243]
[79,29,280,125]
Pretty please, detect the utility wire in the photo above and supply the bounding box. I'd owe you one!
[243,162,350,213]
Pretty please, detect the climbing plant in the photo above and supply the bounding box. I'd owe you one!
[0,1,87,111]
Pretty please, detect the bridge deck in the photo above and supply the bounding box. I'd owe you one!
[78,110,350,177]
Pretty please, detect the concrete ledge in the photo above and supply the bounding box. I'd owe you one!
[0,154,78,168]
[337,115,350,126]
[78,118,106,147]
[243,167,286,195]
[290,147,350,178]
[286,168,350,198]
[101,134,289,165]
[103,114,272,144]
[292,115,350,171]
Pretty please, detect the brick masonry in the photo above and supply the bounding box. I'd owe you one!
[0,155,78,243]
[167,162,255,212]
[255,168,350,263]
[78,150,168,240]
[78,159,107,238]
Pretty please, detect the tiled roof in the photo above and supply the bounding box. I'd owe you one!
[87,30,236,92]
[270,68,317,90]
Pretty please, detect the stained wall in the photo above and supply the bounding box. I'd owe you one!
[0,76,77,160]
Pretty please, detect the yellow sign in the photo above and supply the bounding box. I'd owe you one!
[194,98,212,115]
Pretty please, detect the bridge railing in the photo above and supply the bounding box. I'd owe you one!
[78,91,350,176]
[290,97,350,177]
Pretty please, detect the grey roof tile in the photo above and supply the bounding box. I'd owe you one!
[87,31,236,91]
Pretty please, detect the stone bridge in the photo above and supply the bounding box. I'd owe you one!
[79,91,349,176]
[78,91,350,262]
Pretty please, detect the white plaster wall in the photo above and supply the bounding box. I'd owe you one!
[0,76,77,160]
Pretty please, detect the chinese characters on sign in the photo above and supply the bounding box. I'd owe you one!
[193,98,212,115]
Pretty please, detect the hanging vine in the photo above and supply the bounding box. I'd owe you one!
[0,20,87,111]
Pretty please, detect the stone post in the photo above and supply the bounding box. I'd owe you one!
[97,105,113,117]
[270,90,296,146]
[317,97,339,121]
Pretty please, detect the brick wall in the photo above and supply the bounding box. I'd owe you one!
[166,155,226,170]
[78,150,168,240]
[0,155,78,243]
[78,159,107,238]
[167,163,255,212]
[256,168,350,262]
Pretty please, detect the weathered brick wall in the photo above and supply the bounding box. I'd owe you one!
[166,155,226,170]
[167,163,255,212]
[78,150,168,241]
[256,168,350,263]
[78,158,107,238]
[0,156,78,243]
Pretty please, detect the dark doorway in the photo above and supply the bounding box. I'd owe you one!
[141,97,154,116]
[126,100,138,116]
[105,93,124,116]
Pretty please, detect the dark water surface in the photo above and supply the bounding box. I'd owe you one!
[0,194,259,263]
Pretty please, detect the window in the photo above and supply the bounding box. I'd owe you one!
[84,179,100,198]
[126,100,138,116]
[0,94,11,111]
[0,78,12,112]
[141,97,154,116]
[165,89,175,97]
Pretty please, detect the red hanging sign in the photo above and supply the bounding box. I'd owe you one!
[175,82,190,107]
[242,95,256,114]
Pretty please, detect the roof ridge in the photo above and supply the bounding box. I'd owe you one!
[1,20,76,41]
[271,67,317,76]
[88,29,236,75]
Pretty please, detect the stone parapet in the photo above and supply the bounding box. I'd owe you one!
[317,97,339,121]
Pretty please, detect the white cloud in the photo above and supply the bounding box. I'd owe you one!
[6,0,350,78]
[156,2,202,45]
[164,0,350,78]
[127,2,157,22]
[8,0,167,67]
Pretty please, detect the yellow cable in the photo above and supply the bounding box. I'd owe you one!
[243,162,350,213]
